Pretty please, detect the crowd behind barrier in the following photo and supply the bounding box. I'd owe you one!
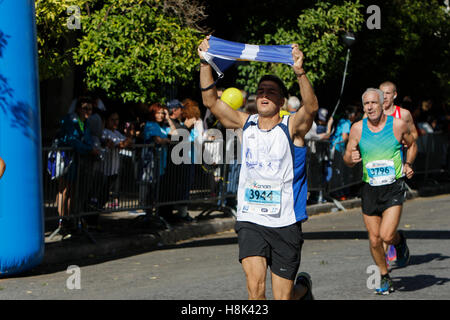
[43,133,450,231]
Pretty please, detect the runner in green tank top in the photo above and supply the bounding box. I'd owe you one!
[343,88,417,295]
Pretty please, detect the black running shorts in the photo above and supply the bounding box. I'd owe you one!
[361,178,407,216]
[234,221,304,281]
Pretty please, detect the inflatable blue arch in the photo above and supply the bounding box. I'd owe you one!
[0,0,45,276]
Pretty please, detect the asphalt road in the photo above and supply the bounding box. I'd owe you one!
[0,194,449,300]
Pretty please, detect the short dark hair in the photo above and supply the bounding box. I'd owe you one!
[75,96,94,110]
[258,75,289,99]
[345,105,359,117]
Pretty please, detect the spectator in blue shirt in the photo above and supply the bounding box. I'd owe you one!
[139,102,177,221]
[328,105,359,201]
[143,103,177,176]
[329,105,358,154]
[55,96,99,233]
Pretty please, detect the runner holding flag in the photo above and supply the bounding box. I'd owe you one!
[198,36,318,300]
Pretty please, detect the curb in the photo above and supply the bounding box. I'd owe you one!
[42,217,237,266]
[41,189,420,267]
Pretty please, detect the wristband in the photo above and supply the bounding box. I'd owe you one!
[295,71,306,77]
[200,82,216,91]
[200,59,209,65]
[200,73,223,91]
[405,162,413,166]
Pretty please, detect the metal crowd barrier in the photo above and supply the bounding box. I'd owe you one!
[414,133,449,178]
[42,133,449,233]
[43,140,236,226]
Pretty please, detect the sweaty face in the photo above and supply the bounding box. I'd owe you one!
[363,91,383,122]
[256,81,284,117]
[380,85,396,109]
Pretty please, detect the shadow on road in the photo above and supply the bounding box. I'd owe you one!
[393,274,450,292]
[393,253,450,269]
[14,230,450,278]
[303,230,450,240]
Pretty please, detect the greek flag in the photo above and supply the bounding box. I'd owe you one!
[201,36,294,78]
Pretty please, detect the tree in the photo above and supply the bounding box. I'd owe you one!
[234,1,365,96]
[35,0,93,81]
[72,0,205,103]
[349,0,450,105]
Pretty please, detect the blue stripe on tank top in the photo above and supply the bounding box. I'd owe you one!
[279,116,308,222]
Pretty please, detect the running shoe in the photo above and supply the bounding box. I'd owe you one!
[295,272,314,300]
[375,275,395,295]
[394,230,410,268]
[385,244,397,269]
[387,245,397,262]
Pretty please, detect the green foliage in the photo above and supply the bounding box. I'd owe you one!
[36,0,449,106]
[72,0,203,103]
[354,0,450,104]
[35,0,90,80]
[236,0,365,95]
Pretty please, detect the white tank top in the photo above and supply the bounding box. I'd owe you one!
[237,115,308,228]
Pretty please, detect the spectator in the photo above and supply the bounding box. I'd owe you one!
[87,100,106,150]
[182,98,205,162]
[400,95,414,113]
[55,96,99,233]
[305,108,334,141]
[100,111,134,209]
[141,103,177,221]
[413,99,436,135]
[161,98,195,223]
[328,105,359,201]
[244,94,257,115]
[317,108,334,140]
[287,96,301,113]
[167,99,187,130]
[305,108,334,204]
[329,105,358,153]
[85,100,106,214]
[179,98,206,221]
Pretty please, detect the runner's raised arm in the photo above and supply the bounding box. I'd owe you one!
[198,36,248,129]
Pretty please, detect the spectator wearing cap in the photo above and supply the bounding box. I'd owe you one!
[167,99,188,131]
[158,98,194,224]
[305,107,334,141]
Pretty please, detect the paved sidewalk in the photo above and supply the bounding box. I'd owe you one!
[41,191,418,267]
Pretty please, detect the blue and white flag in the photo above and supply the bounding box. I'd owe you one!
[201,36,294,78]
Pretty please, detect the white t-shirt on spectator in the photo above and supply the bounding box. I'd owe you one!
[102,128,126,176]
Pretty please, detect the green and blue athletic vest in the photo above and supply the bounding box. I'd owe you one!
[359,116,403,186]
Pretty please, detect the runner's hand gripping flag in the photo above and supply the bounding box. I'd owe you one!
[200,36,295,78]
